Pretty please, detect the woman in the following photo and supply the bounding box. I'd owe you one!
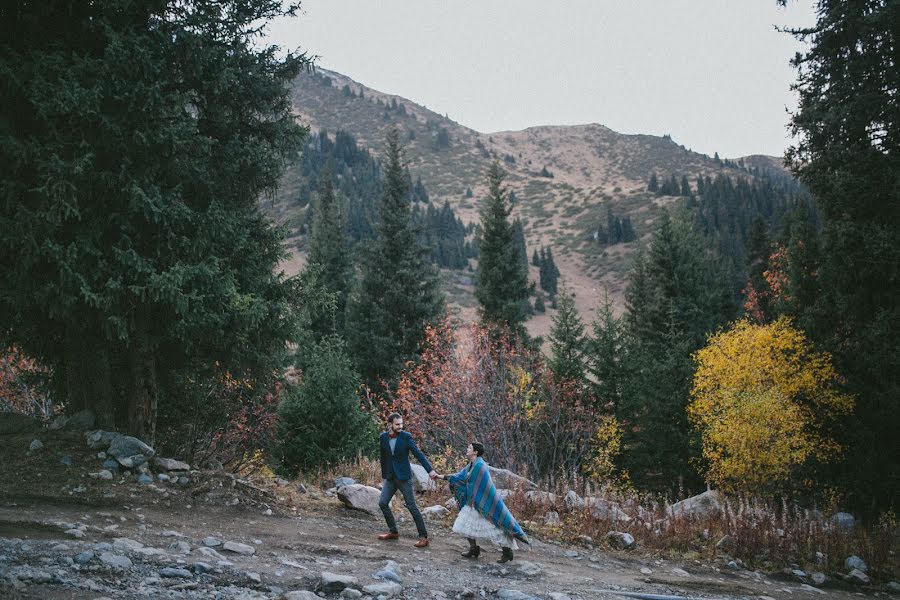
[436,441,528,563]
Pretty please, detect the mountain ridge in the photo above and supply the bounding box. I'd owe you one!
[276,67,791,335]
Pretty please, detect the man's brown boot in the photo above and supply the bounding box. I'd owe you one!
[414,537,429,548]
[377,532,399,540]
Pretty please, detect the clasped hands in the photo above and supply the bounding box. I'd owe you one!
[428,470,445,481]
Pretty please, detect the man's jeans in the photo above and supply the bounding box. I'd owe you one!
[379,477,427,538]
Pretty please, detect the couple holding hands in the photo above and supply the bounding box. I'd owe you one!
[377,412,528,563]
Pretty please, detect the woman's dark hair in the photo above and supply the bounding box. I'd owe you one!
[470,441,485,457]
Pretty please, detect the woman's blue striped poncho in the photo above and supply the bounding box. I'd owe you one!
[448,457,529,543]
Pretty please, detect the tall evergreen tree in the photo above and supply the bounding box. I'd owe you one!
[306,165,352,340]
[0,0,309,441]
[587,289,623,411]
[539,247,560,296]
[783,0,900,510]
[619,212,734,493]
[475,162,529,333]
[346,130,444,389]
[547,285,587,384]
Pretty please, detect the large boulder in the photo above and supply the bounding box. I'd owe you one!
[85,430,122,450]
[666,490,724,519]
[586,498,632,523]
[410,464,436,492]
[108,435,155,467]
[337,484,381,516]
[63,409,96,431]
[0,412,40,435]
[524,491,557,506]
[152,457,190,472]
[606,531,636,550]
[488,466,538,490]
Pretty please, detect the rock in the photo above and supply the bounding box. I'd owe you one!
[74,551,94,564]
[28,438,43,451]
[275,478,289,487]
[65,528,86,538]
[671,567,690,577]
[334,476,356,490]
[203,457,225,471]
[281,592,321,600]
[108,435,155,460]
[811,572,827,585]
[564,490,584,509]
[159,567,192,578]
[799,584,826,595]
[85,430,122,450]
[544,511,561,526]
[102,458,120,470]
[222,541,256,556]
[587,497,632,522]
[577,534,594,547]
[321,571,360,593]
[515,561,543,577]
[64,409,96,430]
[487,466,538,490]
[177,476,190,486]
[49,414,69,429]
[666,490,724,519]
[137,474,153,485]
[99,552,133,569]
[112,538,144,552]
[497,591,539,600]
[410,463,436,492]
[337,483,382,515]
[202,536,222,547]
[296,483,308,494]
[423,505,449,519]
[340,590,363,599]
[640,567,653,575]
[90,470,114,480]
[375,569,402,584]
[0,412,39,434]
[246,571,261,583]
[191,562,213,574]
[168,541,191,555]
[884,581,900,593]
[606,531,636,550]
[524,490,557,505]
[362,581,402,596]
[192,546,227,561]
[562,550,579,558]
[153,457,190,472]
[847,568,870,585]
[60,455,73,466]
[726,560,740,570]
[845,554,868,572]
[715,534,734,551]
[792,569,808,578]
[831,511,855,530]
[548,594,573,600]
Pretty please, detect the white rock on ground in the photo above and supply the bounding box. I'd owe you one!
[336,483,382,516]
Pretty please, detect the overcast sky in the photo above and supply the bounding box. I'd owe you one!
[266,1,817,159]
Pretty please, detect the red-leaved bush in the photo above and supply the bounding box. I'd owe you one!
[380,321,598,486]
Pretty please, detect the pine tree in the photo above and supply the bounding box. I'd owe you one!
[306,165,352,340]
[547,285,587,384]
[475,162,529,333]
[346,130,444,389]
[783,0,900,510]
[532,249,541,267]
[648,173,659,193]
[0,0,309,441]
[588,289,623,410]
[540,247,560,296]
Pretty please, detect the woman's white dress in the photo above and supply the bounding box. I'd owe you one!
[452,505,518,550]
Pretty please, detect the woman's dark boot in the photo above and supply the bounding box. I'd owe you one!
[498,547,513,563]
[461,538,480,559]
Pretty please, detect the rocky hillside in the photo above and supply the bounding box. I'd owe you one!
[272,68,792,333]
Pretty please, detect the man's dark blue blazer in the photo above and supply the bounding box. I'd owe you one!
[380,431,433,481]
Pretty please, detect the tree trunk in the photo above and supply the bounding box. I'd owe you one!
[64,323,115,428]
[127,316,158,445]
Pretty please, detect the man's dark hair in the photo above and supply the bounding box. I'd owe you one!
[387,412,403,424]
[471,441,485,457]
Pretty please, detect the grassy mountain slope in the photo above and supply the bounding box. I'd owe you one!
[272,68,789,336]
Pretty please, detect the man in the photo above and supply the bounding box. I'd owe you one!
[377,412,437,548]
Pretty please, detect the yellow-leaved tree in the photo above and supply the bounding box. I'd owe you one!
[688,318,853,495]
